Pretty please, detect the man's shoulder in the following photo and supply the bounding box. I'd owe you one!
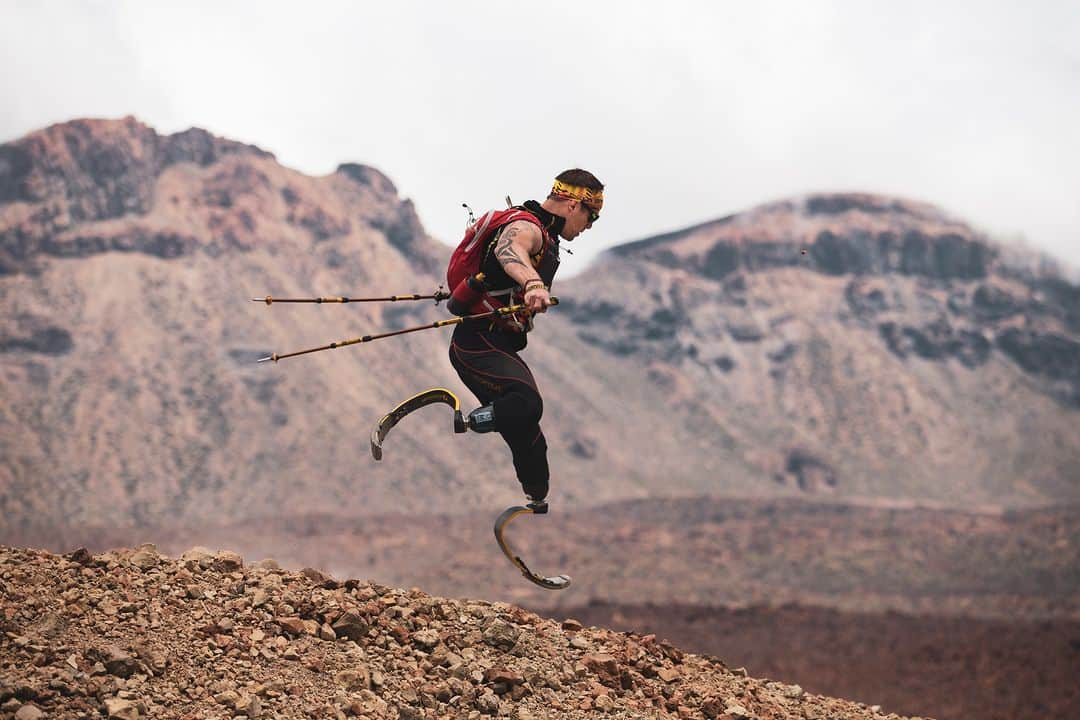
[502,217,543,234]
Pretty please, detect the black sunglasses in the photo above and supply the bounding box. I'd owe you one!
[581,202,600,224]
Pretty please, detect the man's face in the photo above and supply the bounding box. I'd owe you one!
[563,200,598,240]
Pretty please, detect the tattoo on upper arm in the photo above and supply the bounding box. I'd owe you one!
[494,225,529,271]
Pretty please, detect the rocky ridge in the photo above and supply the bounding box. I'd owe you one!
[585,193,1080,405]
[0,545,920,720]
[0,116,272,275]
[1,116,1078,539]
[553,194,1080,507]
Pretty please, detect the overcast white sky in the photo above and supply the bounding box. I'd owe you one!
[3,0,1078,276]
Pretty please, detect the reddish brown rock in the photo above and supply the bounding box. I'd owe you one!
[0,545,923,720]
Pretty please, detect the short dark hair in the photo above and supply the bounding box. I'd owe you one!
[549,168,604,197]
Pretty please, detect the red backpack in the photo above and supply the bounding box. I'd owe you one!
[445,207,543,319]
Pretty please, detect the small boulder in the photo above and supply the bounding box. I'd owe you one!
[276,617,307,636]
[333,667,370,691]
[483,668,524,686]
[96,646,140,678]
[213,551,244,572]
[331,611,369,641]
[180,547,216,570]
[128,544,161,570]
[104,698,140,720]
[657,666,681,683]
[410,629,440,651]
[582,654,620,686]
[14,705,45,720]
[481,619,520,650]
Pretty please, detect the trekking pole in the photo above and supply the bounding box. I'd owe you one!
[257,298,558,363]
[252,289,450,305]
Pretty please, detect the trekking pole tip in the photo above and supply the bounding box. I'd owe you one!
[251,296,274,305]
[256,354,277,364]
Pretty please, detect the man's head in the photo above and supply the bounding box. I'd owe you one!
[542,168,604,241]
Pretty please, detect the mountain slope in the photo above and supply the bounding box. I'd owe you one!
[1,118,1078,542]
[553,194,1080,507]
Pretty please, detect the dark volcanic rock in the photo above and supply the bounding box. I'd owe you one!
[951,330,993,369]
[768,343,798,364]
[782,449,838,492]
[1035,277,1080,333]
[878,320,991,368]
[899,230,992,279]
[972,284,1024,321]
[0,144,34,203]
[366,200,438,273]
[560,298,625,325]
[996,329,1080,381]
[336,162,398,196]
[293,205,351,241]
[844,279,890,317]
[0,326,73,356]
[702,240,740,279]
[996,329,1080,405]
[563,298,691,359]
[643,308,680,340]
[902,320,951,360]
[692,229,996,282]
[43,229,198,261]
[703,240,804,279]
[369,203,423,254]
[729,323,764,343]
[162,127,269,168]
[811,230,887,275]
[812,229,993,279]
[577,331,641,357]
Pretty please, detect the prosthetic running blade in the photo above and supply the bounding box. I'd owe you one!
[371,388,467,460]
[493,505,571,590]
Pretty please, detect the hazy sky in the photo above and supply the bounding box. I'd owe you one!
[3,1,1078,276]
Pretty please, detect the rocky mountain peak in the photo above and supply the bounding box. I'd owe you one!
[0,117,440,276]
[612,192,992,281]
[335,163,399,197]
[0,116,271,209]
[0,543,919,719]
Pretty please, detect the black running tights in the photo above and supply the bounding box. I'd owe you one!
[449,326,549,501]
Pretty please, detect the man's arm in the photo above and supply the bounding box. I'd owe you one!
[492,221,542,285]
[492,220,552,313]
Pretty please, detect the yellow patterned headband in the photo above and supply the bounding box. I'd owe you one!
[551,179,604,212]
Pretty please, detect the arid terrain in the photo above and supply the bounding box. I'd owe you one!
[558,601,1080,720]
[2,117,1078,719]
[2,118,1078,538]
[14,498,1078,720]
[23,498,1078,619]
[1,544,929,720]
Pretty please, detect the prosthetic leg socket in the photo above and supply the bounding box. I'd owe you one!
[467,404,497,433]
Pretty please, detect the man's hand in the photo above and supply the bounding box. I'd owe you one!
[523,284,552,313]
